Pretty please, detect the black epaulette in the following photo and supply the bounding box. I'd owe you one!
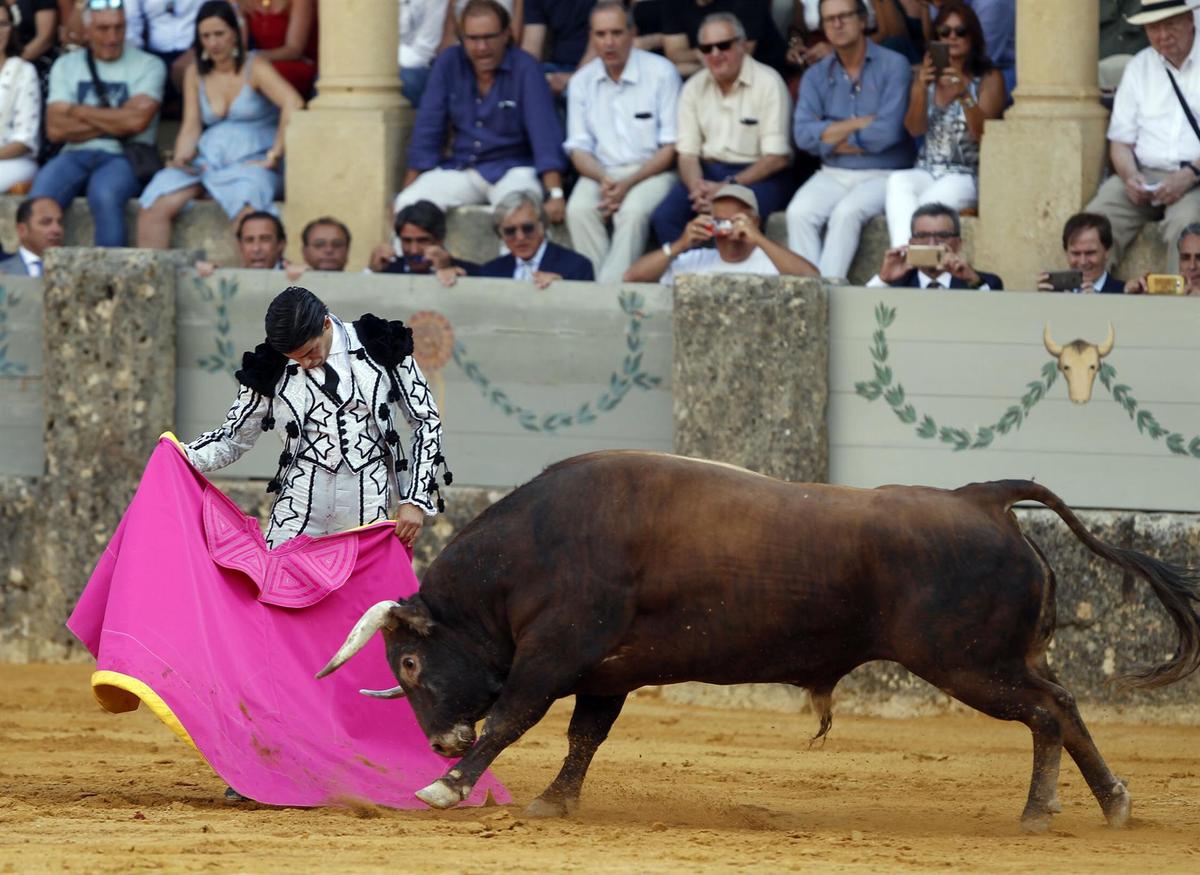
[234,342,287,398]
[353,313,414,369]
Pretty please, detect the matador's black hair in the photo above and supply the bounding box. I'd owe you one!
[265,286,328,354]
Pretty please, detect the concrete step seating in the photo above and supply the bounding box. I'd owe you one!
[0,195,1168,285]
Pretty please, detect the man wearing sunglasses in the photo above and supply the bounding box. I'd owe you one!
[649,12,793,248]
[867,202,1003,289]
[32,0,165,247]
[477,191,594,288]
[395,0,568,226]
[661,0,787,79]
[788,0,913,278]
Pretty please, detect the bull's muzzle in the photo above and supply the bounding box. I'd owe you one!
[429,725,476,758]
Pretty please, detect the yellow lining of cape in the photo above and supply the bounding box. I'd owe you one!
[91,670,198,751]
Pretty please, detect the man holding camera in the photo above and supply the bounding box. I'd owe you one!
[1035,212,1127,294]
[1125,223,1200,295]
[867,202,1003,289]
[1084,0,1200,274]
[625,183,815,285]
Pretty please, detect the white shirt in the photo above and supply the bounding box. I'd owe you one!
[123,0,204,53]
[661,246,780,285]
[865,270,993,290]
[400,0,449,69]
[513,239,549,279]
[675,56,792,163]
[564,49,682,170]
[18,246,41,277]
[322,316,353,393]
[1109,35,1200,170]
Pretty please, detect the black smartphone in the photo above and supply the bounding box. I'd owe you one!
[1045,269,1083,292]
[929,41,950,70]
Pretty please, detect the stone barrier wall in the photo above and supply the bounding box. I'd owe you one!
[1,256,1197,724]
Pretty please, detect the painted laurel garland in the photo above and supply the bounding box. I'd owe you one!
[195,275,240,378]
[855,302,1200,459]
[453,290,663,433]
[0,284,26,376]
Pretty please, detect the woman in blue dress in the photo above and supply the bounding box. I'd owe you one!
[136,1,303,249]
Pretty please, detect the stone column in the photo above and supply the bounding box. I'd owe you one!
[31,248,187,660]
[283,0,413,272]
[673,275,829,482]
[976,0,1110,288]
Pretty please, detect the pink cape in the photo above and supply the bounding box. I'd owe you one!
[67,437,509,808]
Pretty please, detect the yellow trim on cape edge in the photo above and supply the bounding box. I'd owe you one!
[91,670,199,751]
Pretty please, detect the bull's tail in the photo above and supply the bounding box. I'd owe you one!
[985,480,1200,689]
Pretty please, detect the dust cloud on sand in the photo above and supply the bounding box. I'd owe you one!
[2,665,1199,873]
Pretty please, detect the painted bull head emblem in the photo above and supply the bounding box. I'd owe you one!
[1043,322,1115,404]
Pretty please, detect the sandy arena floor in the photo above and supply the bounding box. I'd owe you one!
[1,664,1199,874]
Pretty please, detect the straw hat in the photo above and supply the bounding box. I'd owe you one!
[1127,0,1195,26]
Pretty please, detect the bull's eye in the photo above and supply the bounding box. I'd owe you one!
[1089,364,1097,371]
[402,657,416,670]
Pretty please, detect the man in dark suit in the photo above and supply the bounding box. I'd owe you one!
[371,200,479,285]
[867,203,1004,290]
[1036,212,1127,294]
[0,197,64,277]
[477,191,594,288]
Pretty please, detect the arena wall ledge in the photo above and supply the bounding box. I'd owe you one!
[1,252,1197,723]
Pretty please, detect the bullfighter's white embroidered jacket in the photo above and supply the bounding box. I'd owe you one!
[185,314,449,541]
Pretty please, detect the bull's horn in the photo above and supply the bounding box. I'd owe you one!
[1043,322,1063,357]
[1097,322,1115,357]
[359,686,406,699]
[315,600,399,679]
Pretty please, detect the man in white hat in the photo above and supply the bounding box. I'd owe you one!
[623,183,816,284]
[1085,0,1200,273]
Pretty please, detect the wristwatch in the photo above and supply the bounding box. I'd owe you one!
[959,93,977,109]
[661,242,674,259]
[548,186,565,200]
[1186,163,1200,180]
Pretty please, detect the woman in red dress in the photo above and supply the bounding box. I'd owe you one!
[239,0,317,99]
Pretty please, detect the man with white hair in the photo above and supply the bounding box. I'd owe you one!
[477,192,595,288]
[1085,0,1200,273]
[565,0,682,282]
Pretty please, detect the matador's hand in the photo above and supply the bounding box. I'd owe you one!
[394,503,425,546]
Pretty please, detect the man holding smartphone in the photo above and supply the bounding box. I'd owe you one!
[866,202,1003,289]
[1085,0,1200,274]
[1036,212,1128,294]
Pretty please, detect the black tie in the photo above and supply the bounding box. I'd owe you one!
[322,363,341,400]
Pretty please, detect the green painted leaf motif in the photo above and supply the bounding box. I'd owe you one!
[916,415,937,438]
[896,404,916,424]
[1042,359,1060,383]
[1189,437,1200,458]
[972,427,995,449]
[1098,361,1115,389]
[874,363,893,386]
[855,380,882,400]
[1136,409,1155,434]
[1166,433,1187,455]
[883,383,905,407]
[871,330,888,362]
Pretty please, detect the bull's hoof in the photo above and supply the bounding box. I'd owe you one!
[1103,784,1132,829]
[1046,796,1063,814]
[415,780,466,810]
[524,796,574,818]
[1019,811,1053,835]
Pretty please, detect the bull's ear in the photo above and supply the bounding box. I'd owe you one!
[391,598,434,637]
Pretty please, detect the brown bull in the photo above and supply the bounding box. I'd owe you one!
[319,452,1200,832]
[1044,322,1115,403]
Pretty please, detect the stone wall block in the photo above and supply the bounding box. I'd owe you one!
[673,275,828,482]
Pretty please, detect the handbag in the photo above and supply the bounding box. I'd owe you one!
[84,49,164,188]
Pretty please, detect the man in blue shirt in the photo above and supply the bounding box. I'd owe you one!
[965,0,1015,97]
[394,0,568,224]
[786,0,913,278]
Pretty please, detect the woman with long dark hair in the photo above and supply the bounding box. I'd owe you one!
[136,0,302,249]
[883,0,1003,245]
[0,2,41,191]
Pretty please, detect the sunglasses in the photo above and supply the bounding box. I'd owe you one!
[500,222,538,238]
[85,0,124,9]
[698,38,737,54]
[937,25,969,38]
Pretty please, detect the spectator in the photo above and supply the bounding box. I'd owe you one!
[400,0,448,107]
[787,1,925,74]
[626,182,816,283]
[370,199,480,285]
[236,209,286,269]
[8,1,60,77]
[237,0,317,100]
[0,4,41,192]
[1085,1,1200,274]
[867,201,1003,288]
[787,0,913,278]
[395,0,567,224]
[1100,0,1150,94]
[31,1,164,248]
[1126,222,1200,295]
[0,195,62,275]
[649,12,792,247]
[884,1,1003,246]
[440,0,523,51]
[565,0,681,282]
[521,0,596,97]
[135,2,302,249]
[1036,212,1127,294]
[962,0,1013,97]
[477,191,594,287]
[123,0,201,94]
[630,0,664,52]
[300,216,350,272]
[661,0,787,78]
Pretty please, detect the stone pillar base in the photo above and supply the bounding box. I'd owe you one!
[976,108,1109,289]
[283,104,414,272]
